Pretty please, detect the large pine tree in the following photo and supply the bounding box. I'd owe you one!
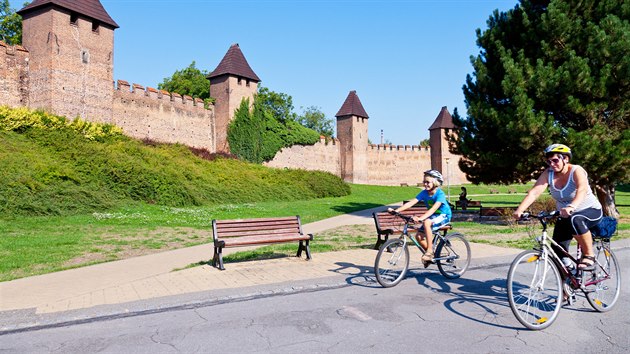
[452,0,629,217]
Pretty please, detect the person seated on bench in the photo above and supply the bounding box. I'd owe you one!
[459,186,470,210]
[388,169,452,267]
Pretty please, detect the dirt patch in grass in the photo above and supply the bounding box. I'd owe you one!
[62,227,213,268]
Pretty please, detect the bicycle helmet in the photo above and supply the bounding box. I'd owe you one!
[424,169,444,184]
[544,144,572,159]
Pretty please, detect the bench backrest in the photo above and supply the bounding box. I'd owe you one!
[373,207,427,232]
[213,216,303,240]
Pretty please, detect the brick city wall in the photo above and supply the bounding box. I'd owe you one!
[0,42,29,108]
[112,80,215,151]
[264,137,341,176]
[265,141,438,186]
[367,144,432,186]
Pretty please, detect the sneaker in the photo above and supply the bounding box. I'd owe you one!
[421,252,434,268]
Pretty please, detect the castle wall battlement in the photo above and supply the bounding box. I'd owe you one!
[369,144,430,152]
[112,79,216,151]
[0,41,30,108]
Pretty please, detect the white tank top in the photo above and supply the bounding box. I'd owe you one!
[548,165,601,211]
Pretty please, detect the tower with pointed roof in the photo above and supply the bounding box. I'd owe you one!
[336,90,369,183]
[428,106,457,177]
[18,0,119,123]
[208,43,260,153]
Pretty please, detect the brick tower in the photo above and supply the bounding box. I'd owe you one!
[429,106,466,185]
[18,0,119,123]
[336,90,369,184]
[208,44,260,153]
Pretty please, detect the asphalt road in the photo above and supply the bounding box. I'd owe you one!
[1,248,628,353]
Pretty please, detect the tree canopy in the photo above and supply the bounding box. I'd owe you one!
[0,0,23,45]
[256,86,298,123]
[297,106,334,138]
[452,0,629,216]
[158,61,212,103]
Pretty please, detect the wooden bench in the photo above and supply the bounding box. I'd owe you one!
[454,200,482,210]
[372,207,427,250]
[212,216,313,270]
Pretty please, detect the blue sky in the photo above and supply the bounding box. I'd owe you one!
[11,0,517,145]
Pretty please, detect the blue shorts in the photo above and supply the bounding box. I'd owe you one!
[418,213,451,233]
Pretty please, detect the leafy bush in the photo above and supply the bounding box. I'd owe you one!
[0,106,123,141]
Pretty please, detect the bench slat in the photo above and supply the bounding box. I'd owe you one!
[216,222,300,232]
[222,233,311,247]
[217,228,301,238]
[215,217,299,225]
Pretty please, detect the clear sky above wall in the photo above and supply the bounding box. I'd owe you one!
[9,0,516,145]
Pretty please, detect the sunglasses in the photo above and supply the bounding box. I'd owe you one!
[546,157,563,165]
[422,180,432,184]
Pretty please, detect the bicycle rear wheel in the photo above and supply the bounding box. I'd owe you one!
[374,238,409,288]
[435,233,471,279]
[585,242,621,312]
[507,250,563,330]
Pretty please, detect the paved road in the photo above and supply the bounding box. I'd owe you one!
[1,248,627,353]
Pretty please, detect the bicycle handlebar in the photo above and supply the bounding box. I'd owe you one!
[519,210,559,227]
[388,210,415,223]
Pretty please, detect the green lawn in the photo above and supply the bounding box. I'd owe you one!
[1,183,627,282]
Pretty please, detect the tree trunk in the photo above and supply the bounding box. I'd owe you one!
[594,184,619,218]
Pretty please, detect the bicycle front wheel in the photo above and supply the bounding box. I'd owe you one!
[435,233,471,279]
[507,250,563,330]
[585,243,621,312]
[374,238,409,288]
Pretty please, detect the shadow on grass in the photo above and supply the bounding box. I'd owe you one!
[331,202,385,214]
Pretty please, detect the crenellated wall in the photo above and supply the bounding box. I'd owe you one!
[367,144,432,186]
[0,41,29,108]
[112,80,216,151]
[265,140,436,186]
[264,137,341,176]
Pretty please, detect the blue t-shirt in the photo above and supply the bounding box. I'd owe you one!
[415,188,452,219]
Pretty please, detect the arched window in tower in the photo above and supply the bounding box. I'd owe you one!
[70,13,78,26]
[92,21,100,33]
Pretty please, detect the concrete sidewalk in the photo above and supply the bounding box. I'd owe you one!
[1,204,627,333]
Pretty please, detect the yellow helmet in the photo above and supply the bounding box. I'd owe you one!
[544,144,572,158]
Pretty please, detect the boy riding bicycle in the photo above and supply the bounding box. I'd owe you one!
[388,169,452,267]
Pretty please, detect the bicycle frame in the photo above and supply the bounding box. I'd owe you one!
[397,218,456,263]
[530,212,612,291]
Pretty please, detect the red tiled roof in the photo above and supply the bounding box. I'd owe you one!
[18,0,119,29]
[335,90,369,118]
[428,106,455,130]
[207,43,260,82]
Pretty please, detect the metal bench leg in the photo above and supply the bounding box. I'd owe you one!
[213,246,225,270]
[373,234,388,250]
[297,240,312,260]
